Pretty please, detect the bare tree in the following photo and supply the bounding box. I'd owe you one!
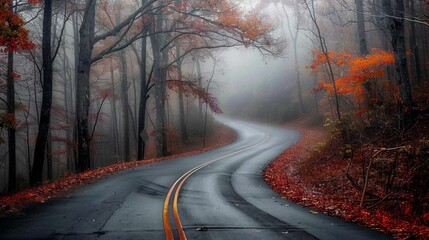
[303,0,342,121]
[281,0,305,113]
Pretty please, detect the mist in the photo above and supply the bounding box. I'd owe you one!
[205,3,315,122]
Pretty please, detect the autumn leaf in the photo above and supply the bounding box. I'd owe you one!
[311,48,395,111]
[0,0,38,52]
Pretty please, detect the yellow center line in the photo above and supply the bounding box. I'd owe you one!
[163,133,270,240]
[163,162,211,240]
[174,165,206,239]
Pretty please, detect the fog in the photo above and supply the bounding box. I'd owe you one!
[215,48,292,113]
[203,3,314,121]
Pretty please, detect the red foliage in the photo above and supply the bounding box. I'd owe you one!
[0,0,38,52]
[264,123,429,239]
[167,80,223,114]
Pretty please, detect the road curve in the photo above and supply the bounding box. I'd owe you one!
[0,118,392,240]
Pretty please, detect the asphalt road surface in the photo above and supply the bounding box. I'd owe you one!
[0,118,392,240]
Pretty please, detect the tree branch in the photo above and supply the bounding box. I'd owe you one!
[89,94,108,142]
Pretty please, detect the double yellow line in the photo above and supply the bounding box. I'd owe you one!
[163,133,270,240]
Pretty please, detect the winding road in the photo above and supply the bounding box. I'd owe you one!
[0,118,391,239]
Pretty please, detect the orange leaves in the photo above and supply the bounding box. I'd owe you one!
[210,1,272,45]
[348,49,395,74]
[310,49,353,70]
[239,13,272,43]
[311,48,394,74]
[216,2,240,27]
[312,48,395,103]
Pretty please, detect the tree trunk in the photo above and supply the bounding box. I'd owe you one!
[62,29,73,172]
[24,83,32,179]
[119,49,131,161]
[76,0,96,172]
[46,131,52,181]
[304,0,341,121]
[419,0,428,81]
[355,0,368,55]
[293,36,305,113]
[72,12,80,172]
[7,51,16,193]
[355,0,372,109]
[110,59,120,158]
[150,8,168,157]
[282,3,304,114]
[408,0,421,83]
[138,28,148,160]
[160,31,168,156]
[31,0,53,185]
[202,69,214,148]
[150,34,163,157]
[312,67,320,114]
[195,55,203,136]
[383,0,413,128]
[114,11,131,162]
[175,42,188,142]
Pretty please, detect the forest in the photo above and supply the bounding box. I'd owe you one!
[0,0,428,238]
[0,0,282,193]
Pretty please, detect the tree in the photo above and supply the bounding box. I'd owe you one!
[355,0,368,56]
[174,41,189,142]
[312,48,395,113]
[279,0,305,113]
[382,0,413,128]
[30,0,72,184]
[30,0,54,185]
[149,1,169,157]
[137,15,149,160]
[135,0,152,160]
[355,0,374,109]
[71,0,281,163]
[76,0,157,171]
[115,10,131,162]
[76,0,96,172]
[0,0,37,192]
[303,0,342,121]
[6,50,16,193]
[407,0,422,83]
